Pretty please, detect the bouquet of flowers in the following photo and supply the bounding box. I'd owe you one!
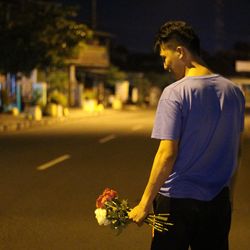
[94,188,173,233]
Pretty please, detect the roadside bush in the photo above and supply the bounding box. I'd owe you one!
[48,90,68,107]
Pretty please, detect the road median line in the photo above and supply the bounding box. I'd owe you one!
[99,134,116,144]
[37,154,71,171]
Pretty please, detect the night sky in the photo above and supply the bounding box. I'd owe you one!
[61,0,250,54]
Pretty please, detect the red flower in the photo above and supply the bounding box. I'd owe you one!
[102,188,118,199]
[96,188,118,208]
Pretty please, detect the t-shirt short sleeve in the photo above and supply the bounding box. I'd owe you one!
[151,97,182,140]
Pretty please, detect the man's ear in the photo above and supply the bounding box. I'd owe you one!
[176,46,185,59]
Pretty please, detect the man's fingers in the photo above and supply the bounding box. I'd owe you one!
[128,212,139,223]
[129,214,143,225]
[128,205,147,225]
[128,211,134,220]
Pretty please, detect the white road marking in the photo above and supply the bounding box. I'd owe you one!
[37,154,71,171]
[132,125,143,131]
[99,134,116,144]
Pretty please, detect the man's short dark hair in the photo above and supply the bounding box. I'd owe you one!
[154,21,200,56]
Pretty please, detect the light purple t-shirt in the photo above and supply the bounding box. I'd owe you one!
[152,74,245,201]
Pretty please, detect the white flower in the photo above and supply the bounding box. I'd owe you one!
[94,208,110,226]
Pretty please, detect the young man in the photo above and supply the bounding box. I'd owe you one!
[128,21,245,250]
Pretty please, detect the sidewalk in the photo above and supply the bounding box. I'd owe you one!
[0,108,106,133]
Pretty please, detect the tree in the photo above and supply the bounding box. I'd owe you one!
[0,0,91,74]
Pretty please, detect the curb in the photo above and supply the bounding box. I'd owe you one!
[0,110,107,133]
[0,116,70,133]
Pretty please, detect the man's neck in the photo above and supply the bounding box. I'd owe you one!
[185,59,213,77]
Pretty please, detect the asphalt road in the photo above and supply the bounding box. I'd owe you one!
[0,108,249,250]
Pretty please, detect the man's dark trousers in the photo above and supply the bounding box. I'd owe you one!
[151,187,231,250]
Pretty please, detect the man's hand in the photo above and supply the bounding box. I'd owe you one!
[128,203,150,226]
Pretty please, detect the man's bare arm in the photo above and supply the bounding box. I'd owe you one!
[129,139,178,224]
